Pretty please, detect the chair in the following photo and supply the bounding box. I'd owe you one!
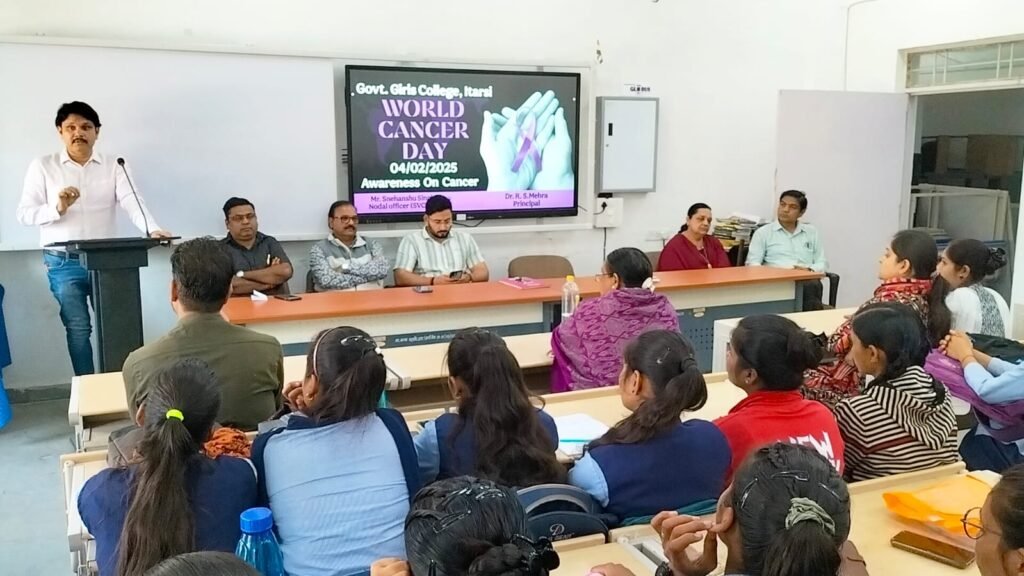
[305,269,316,293]
[508,256,574,279]
[645,251,661,271]
[518,484,610,543]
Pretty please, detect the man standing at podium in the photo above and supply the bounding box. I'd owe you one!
[16,101,171,376]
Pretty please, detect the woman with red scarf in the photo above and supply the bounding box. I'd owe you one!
[803,230,950,409]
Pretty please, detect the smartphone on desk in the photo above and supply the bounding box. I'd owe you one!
[273,294,302,302]
[449,270,464,280]
[890,530,975,569]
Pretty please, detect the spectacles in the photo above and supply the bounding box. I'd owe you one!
[332,216,358,223]
[962,506,1001,540]
[229,213,256,223]
[595,272,614,280]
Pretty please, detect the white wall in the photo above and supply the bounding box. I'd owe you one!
[0,0,852,389]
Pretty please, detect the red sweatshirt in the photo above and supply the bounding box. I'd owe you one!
[715,390,844,478]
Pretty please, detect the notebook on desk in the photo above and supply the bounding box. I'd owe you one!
[554,413,609,457]
[500,277,549,290]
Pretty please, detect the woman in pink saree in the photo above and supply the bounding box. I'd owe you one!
[551,247,680,392]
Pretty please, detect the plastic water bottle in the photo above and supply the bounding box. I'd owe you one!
[561,275,580,319]
[236,507,287,576]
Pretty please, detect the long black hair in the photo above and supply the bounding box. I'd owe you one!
[447,329,564,487]
[932,239,1008,335]
[850,303,941,397]
[732,443,851,576]
[144,552,259,576]
[679,203,712,233]
[889,229,950,344]
[304,326,386,423]
[405,477,559,576]
[116,359,221,576]
[590,330,706,448]
[730,315,823,391]
[605,247,653,289]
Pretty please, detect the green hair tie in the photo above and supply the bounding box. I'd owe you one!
[784,497,835,536]
[165,409,184,422]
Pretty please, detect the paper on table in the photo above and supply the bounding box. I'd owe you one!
[251,290,268,301]
[555,413,609,457]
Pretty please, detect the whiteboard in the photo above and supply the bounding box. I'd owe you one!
[0,43,337,249]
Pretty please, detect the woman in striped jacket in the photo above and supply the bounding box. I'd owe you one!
[833,302,958,481]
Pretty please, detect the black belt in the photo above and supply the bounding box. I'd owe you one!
[43,249,79,260]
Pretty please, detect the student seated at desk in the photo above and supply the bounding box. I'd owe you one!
[569,330,730,522]
[715,315,844,479]
[79,360,258,576]
[833,303,958,481]
[966,464,1024,576]
[145,552,259,576]
[253,326,419,576]
[650,443,855,576]
[415,328,564,487]
[122,237,284,431]
[942,331,1024,473]
[373,476,560,576]
[934,239,1010,337]
[804,230,948,409]
[552,247,679,392]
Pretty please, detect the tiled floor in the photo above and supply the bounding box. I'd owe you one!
[0,400,74,574]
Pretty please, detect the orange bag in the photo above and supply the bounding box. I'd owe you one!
[882,472,999,536]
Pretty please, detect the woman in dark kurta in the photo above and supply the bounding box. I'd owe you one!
[658,203,731,271]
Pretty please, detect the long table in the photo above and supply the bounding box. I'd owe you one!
[711,307,855,372]
[223,268,823,367]
[68,332,553,451]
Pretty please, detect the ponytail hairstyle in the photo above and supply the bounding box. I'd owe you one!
[116,359,221,576]
[730,315,823,391]
[304,326,386,424]
[932,239,1008,340]
[446,329,565,486]
[679,203,712,234]
[144,552,260,576]
[590,330,706,448]
[732,443,851,576]
[850,303,944,400]
[989,464,1024,551]
[405,477,560,576]
[605,247,653,289]
[889,229,950,344]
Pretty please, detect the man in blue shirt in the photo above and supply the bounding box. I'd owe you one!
[746,190,828,310]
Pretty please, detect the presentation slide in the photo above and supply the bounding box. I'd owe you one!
[346,66,580,222]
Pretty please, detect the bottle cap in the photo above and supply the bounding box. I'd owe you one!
[239,507,274,534]
[566,275,575,282]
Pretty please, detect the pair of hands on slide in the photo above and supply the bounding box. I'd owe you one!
[480,90,574,192]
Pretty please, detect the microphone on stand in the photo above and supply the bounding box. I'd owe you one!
[116,157,150,238]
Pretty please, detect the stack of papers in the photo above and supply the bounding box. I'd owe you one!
[554,413,610,458]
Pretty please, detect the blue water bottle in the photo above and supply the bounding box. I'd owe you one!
[236,507,287,576]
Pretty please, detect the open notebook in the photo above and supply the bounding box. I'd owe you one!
[554,413,609,458]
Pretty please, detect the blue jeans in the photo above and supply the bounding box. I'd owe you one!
[44,252,95,375]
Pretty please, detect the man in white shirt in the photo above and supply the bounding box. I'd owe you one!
[394,195,489,287]
[16,101,171,375]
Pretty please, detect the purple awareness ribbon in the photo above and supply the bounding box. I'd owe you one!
[511,114,542,174]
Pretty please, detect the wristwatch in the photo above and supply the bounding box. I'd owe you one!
[236,270,245,278]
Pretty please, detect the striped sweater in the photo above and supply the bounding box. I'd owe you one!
[834,366,958,481]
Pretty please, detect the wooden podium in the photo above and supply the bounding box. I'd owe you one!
[47,237,176,372]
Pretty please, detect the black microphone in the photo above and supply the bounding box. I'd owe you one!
[117,157,151,238]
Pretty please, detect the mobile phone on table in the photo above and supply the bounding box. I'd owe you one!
[413,285,433,293]
[273,294,302,301]
[449,270,464,280]
[890,530,975,568]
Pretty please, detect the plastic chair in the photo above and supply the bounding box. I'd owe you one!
[508,256,574,279]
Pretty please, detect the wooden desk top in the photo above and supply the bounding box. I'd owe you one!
[717,307,856,335]
[223,268,822,325]
[552,542,656,576]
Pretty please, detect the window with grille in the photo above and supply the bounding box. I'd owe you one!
[907,40,1024,89]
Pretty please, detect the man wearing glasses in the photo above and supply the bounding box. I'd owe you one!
[394,195,489,287]
[309,200,389,291]
[222,197,293,295]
